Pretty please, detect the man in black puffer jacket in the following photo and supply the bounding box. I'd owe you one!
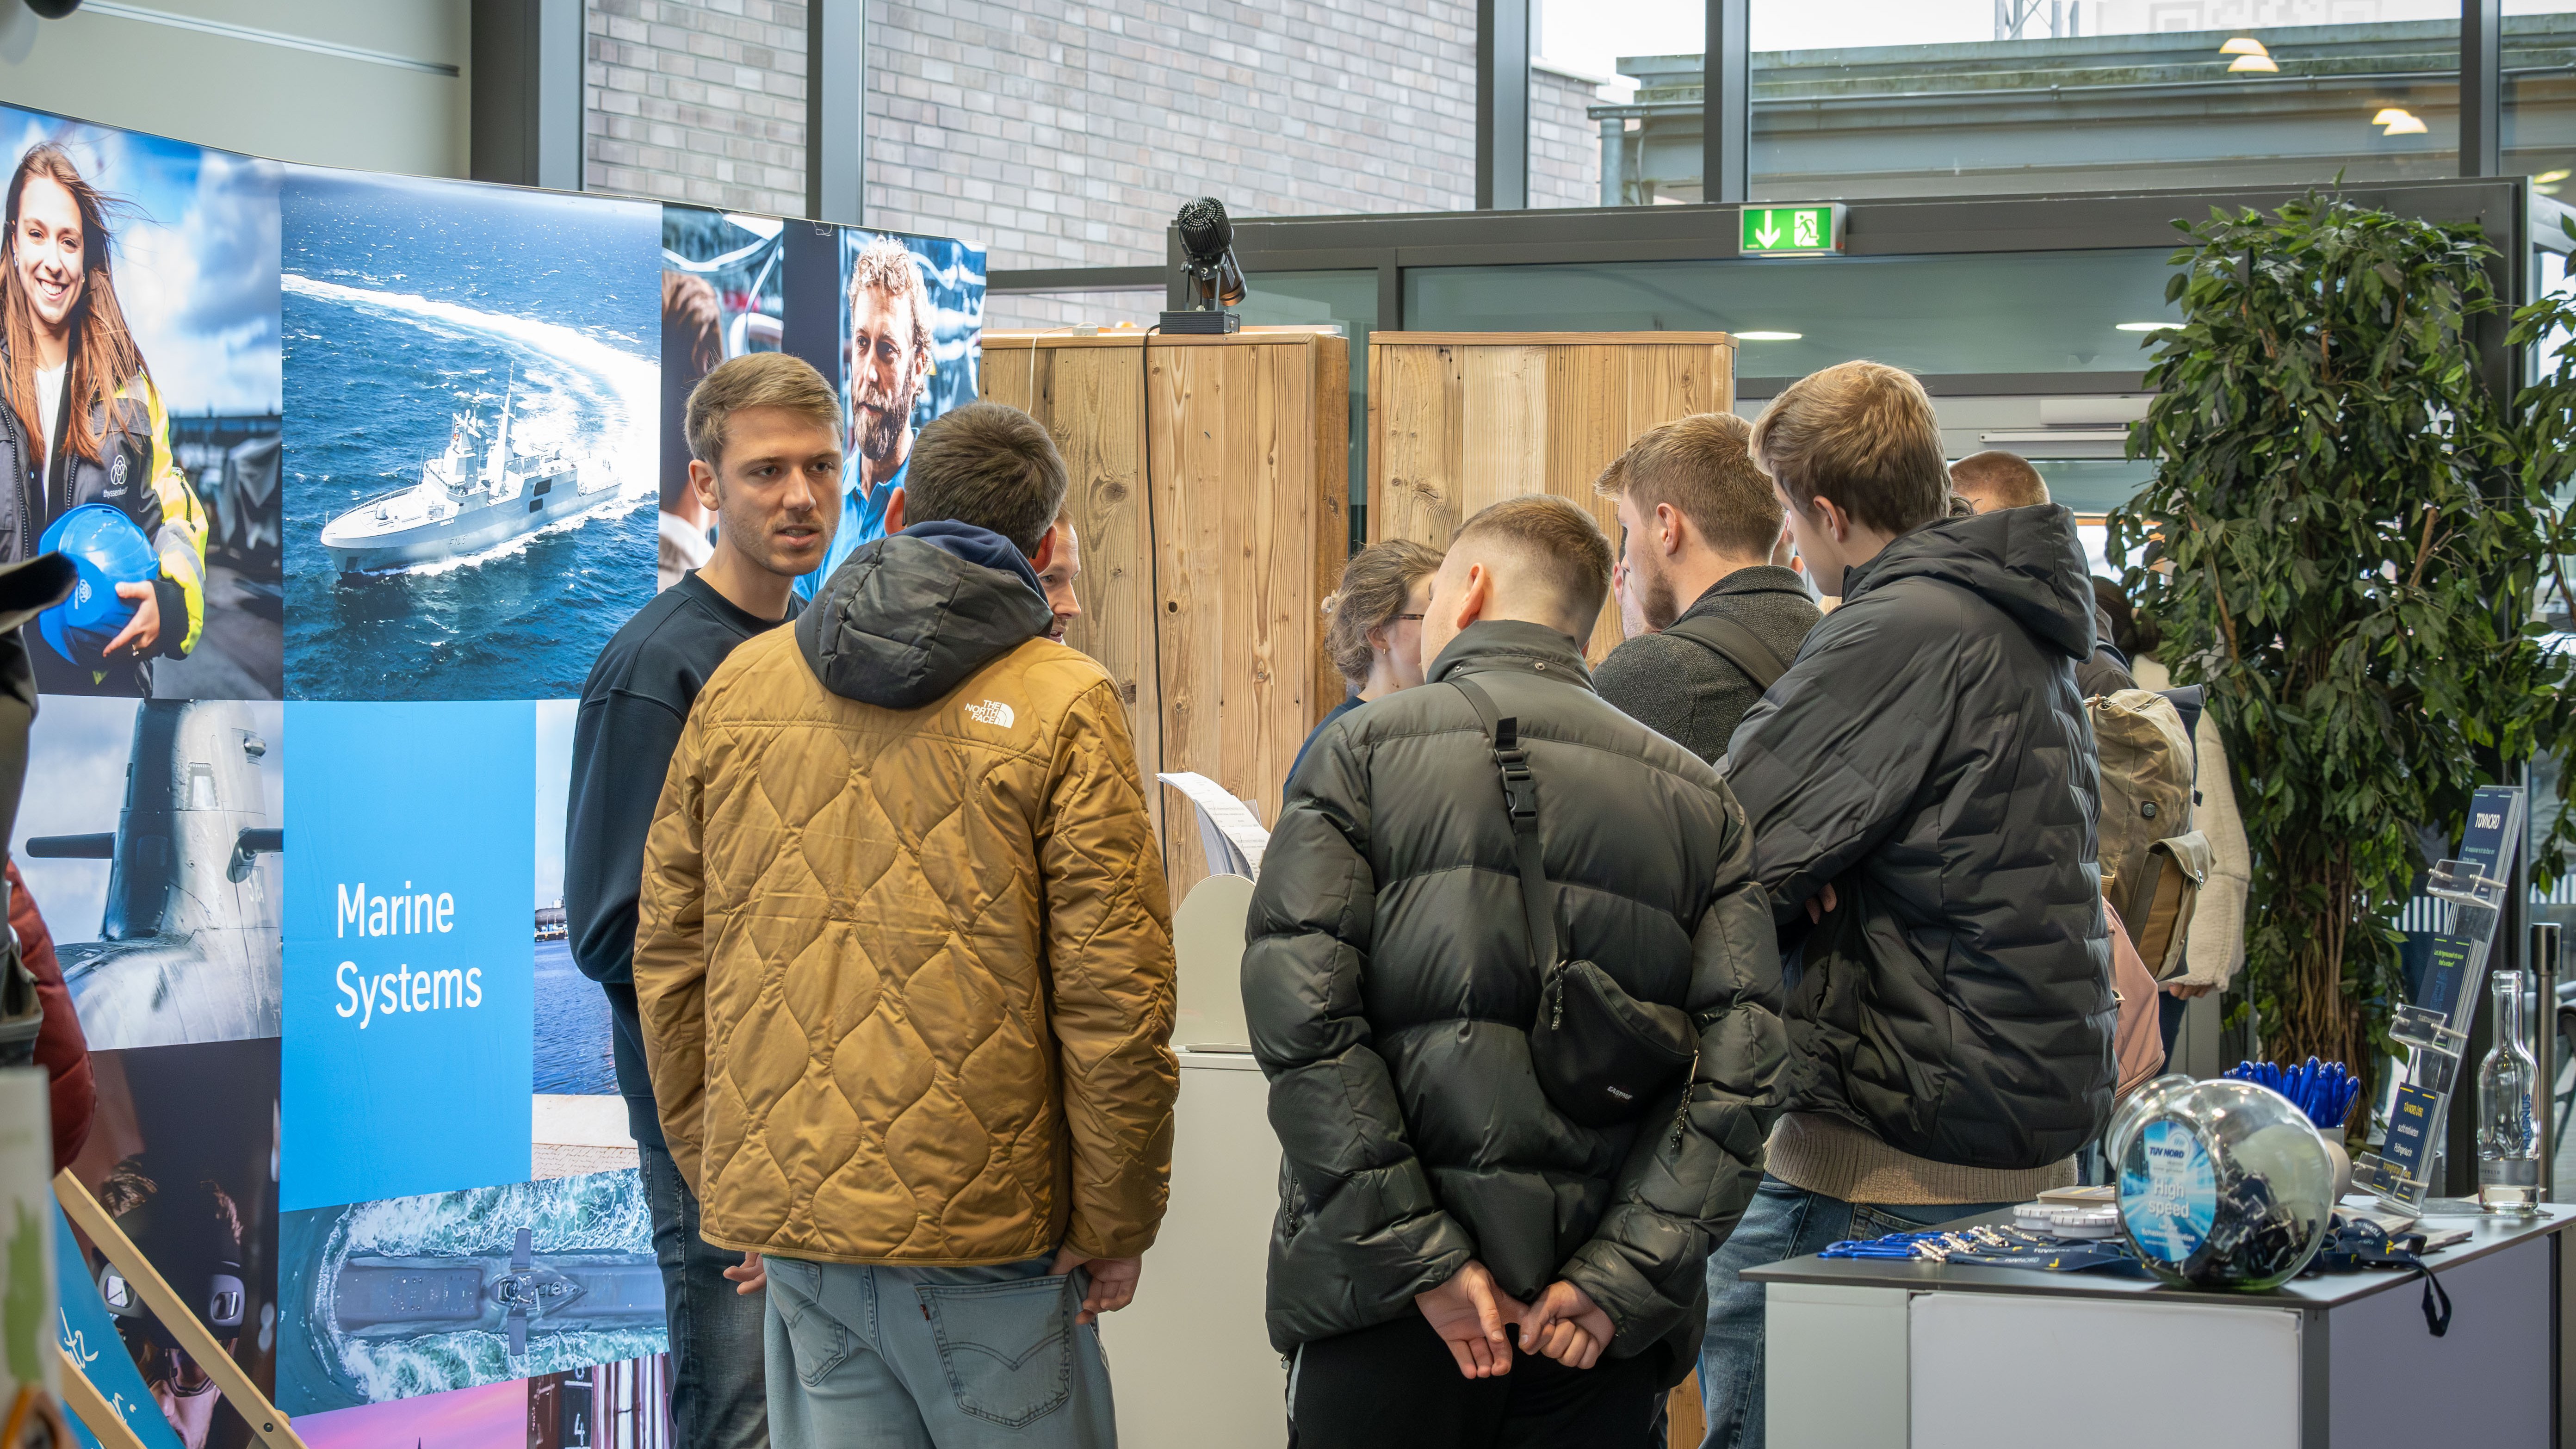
[1247,494,1783,1449]
[1698,362,2116,1449]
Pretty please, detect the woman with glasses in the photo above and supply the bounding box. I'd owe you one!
[1288,539,1444,795]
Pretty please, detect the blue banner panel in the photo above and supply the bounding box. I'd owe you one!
[282,701,535,1210]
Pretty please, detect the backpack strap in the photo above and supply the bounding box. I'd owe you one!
[1661,612,1789,692]
[1450,674,1558,972]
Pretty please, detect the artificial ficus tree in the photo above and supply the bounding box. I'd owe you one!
[2110,193,2576,1090]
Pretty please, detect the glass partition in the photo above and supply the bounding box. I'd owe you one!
[1404,248,2179,381]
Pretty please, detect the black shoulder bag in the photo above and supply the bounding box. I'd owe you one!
[1660,613,1789,692]
[1449,673,1697,1128]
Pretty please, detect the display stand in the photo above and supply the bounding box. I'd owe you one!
[1366,331,1737,663]
[54,1172,309,1449]
[2352,785,2528,1214]
[1747,1204,2572,1449]
[982,326,1350,906]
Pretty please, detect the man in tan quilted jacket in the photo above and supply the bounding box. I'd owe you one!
[635,400,1178,1448]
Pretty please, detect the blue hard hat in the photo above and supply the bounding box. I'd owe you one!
[36,504,155,669]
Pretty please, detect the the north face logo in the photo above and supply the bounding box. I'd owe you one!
[964,699,1015,729]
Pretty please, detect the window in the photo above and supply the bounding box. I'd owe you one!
[1403,247,2178,380]
[1239,272,1378,547]
[1582,2,2473,204]
[1540,1,1703,205]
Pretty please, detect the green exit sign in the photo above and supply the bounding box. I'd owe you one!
[1740,204,1845,256]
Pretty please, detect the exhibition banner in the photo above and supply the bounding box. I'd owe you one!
[280,700,536,1212]
[0,97,986,1437]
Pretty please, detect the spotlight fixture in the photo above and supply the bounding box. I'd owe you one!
[2115,322,2182,332]
[2377,108,2428,136]
[25,0,82,15]
[1734,331,1803,341]
[1162,196,1246,336]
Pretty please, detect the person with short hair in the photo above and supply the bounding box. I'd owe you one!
[566,350,847,1449]
[1948,449,2135,695]
[1038,512,1083,643]
[1698,363,2114,1448]
[1288,538,1445,788]
[1247,492,1783,1449]
[1945,448,2050,513]
[636,398,1178,1449]
[795,235,941,601]
[1592,413,1821,763]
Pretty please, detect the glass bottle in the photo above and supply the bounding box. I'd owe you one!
[2477,969,2541,1214]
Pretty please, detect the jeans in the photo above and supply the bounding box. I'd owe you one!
[1286,1311,1661,1449]
[1697,1177,2013,1449]
[764,1254,1116,1449]
[639,1140,770,1449]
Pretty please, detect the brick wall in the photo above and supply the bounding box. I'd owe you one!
[584,1,1590,276]
[1530,60,1606,209]
[584,0,810,217]
[862,0,1482,272]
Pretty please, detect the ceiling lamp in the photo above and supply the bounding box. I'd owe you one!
[2377,108,2428,136]
[1735,331,1803,341]
[2219,37,2269,56]
[2535,169,2571,184]
[2229,52,2279,72]
[2115,322,2182,332]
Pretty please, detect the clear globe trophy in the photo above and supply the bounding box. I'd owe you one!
[2351,785,2527,1216]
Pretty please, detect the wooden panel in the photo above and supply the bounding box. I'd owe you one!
[1459,345,1549,518]
[1369,340,1465,547]
[1374,331,1738,347]
[988,329,1345,910]
[1628,344,1735,428]
[1368,334,1740,663]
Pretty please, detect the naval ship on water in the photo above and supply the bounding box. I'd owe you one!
[320,372,619,575]
[332,1227,663,1359]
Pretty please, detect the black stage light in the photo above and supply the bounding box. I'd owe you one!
[25,1,83,18]
[1161,196,1244,335]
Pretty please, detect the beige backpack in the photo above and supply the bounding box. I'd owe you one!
[2088,689,2210,983]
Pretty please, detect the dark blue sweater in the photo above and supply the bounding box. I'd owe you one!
[563,570,787,1146]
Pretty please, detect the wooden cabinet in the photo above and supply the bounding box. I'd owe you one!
[982,327,1348,904]
[1368,331,1736,661]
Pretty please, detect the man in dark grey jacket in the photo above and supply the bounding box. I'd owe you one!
[1697,363,2116,1449]
[1245,494,1783,1449]
[1593,412,1822,764]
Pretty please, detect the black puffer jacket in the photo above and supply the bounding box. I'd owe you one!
[1245,620,1783,1380]
[1725,505,2116,1171]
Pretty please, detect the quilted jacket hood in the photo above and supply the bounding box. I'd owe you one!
[795,521,1053,709]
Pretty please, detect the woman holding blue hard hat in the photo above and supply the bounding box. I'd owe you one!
[0,142,206,696]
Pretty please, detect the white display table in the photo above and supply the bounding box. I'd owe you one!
[1745,1202,2574,1449]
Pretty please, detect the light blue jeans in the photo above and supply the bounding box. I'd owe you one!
[764,1253,1116,1449]
[1697,1177,2012,1449]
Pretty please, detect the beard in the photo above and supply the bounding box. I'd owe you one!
[855,373,922,463]
[1636,553,1683,632]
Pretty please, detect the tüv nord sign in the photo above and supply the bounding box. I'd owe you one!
[1739,204,1846,256]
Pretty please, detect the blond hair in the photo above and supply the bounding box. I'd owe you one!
[684,352,842,468]
[1749,361,1947,535]
[1323,539,1443,685]
[1596,411,1781,559]
[849,235,936,368]
[1451,494,1613,628]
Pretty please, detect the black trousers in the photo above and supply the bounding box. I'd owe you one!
[1288,1312,1663,1449]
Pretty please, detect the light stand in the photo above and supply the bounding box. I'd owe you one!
[1161,195,1245,335]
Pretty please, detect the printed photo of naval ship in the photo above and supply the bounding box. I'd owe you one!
[277,1169,666,1415]
[319,373,621,576]
[20,699,283,1051]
